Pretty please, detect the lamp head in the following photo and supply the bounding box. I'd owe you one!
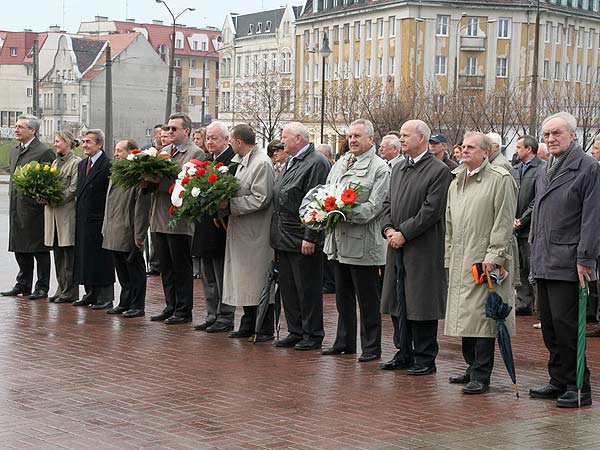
[320,32,332,58]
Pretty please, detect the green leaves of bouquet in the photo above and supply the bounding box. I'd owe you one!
[12,161,65,204]
[110,147,179,189]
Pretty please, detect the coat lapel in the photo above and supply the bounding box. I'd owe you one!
[538,149,582,201]
[81,152,106,191]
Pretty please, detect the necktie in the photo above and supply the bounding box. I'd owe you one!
[171,145,178,157]
[521,163,528,177]
[347,155,357,171]
[408,158,415,167]
[285,156,294,170]
[85,158,92,175]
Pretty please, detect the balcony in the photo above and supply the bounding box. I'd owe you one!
[458,75,485,89]
[460,36,486,51]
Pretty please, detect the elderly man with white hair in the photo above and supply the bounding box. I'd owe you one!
[485,132,512,171]
[271,122,330,350]
[529,111,600,408]
[379,134,405,167]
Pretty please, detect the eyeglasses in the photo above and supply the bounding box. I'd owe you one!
[166,126,181,132]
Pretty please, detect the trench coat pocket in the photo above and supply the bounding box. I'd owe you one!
[338,225,365,259]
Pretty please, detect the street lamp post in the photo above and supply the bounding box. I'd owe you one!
[155,0,195,122]
[319,32,332,145]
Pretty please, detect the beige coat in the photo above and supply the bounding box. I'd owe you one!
[44,151,81,247]
[223,147,274,307]
[102,182,151,252]
[444,159,518,338]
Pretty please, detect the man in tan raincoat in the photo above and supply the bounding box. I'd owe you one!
[445,131,517,395]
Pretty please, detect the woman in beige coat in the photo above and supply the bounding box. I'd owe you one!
[445,132,517,395]
[222,124,275,342]
[44,131,81,303]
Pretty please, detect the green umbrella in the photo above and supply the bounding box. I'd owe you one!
[577,283,588,407]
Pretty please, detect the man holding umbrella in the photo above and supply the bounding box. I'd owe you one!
[529,112,600,408]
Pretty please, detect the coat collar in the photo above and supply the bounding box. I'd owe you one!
[231,146,256,168]
[213,145,234,163]
[400,150,434,172]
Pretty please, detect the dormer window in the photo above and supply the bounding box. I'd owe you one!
[10,47,17,56]
[248,24,254,35]
[257,23,262,33]
[266,21,272,32]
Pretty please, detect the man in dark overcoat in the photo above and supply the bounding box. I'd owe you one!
[2,114,55,300]
[72,129,115,308]
[380,119,451,375]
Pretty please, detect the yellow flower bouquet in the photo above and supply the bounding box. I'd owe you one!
[12,161,65,204]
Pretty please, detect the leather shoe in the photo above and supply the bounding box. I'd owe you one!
[515,306,533,316]
[72,298,94,306]
[193,321,215,331]
[556,390,592,408]
[122,309,145,318]
[48,294,59,302]
[321,347,345,355]
[358,353,381,362]
[462,380,489,395]
[249,334,274,343]
[295,339,321,351]
[146,269,160,276]
[107,306,128,314]
[229,329,254,338]
[448,373,470,384]
[529,384,566,399]
[407,364,436,375]
[54,297,75,304]
[150,312,172,321]
[28,290,48,300]
[92,301,113,310]
[206,322,233,333]
[1,287,31,297]
[379,358,413,371]
[164,316,192,325]
[273,335,302,348]
[586,325,600,337]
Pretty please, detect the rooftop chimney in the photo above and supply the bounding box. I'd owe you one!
[152,20,163,25]
[49,25,62,32]
[126,18,136,23]
[95,15,108,22]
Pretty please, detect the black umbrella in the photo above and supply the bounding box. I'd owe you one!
[393,249,412,362]
[484,270,519,398]
[253,260,280,343]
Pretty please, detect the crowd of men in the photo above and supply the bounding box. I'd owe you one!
[3,111,600,409]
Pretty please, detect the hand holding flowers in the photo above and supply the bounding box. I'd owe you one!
[12,161,65,205]
[299,183,362,232]
[110,147,179,189]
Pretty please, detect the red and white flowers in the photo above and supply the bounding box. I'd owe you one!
[299,183,362,232]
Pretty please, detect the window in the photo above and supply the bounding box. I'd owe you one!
[377,57,383,76]
[354,21,361,40]
[314,63,319,81]
[10,47,17,56]
[313,97,319,112]
[466,56,478,75]
[333,26,339,42]
[435,56,447,75]
[354,60,360,78]
[587,65,592,83]
[377,18,384,39]
[26,65,33,76]
[257,23,262,34]
[543,60,549,79]
[498,18,511,39]
[174,58,181,68]
[389,16,396,37]
[81,85,87,96]
[554,62,560,80]
[82,105,88,123]
[566,27,571,46]
[576,63,582,81]
[545,22,551,42]
[304,63,310,80]
[556,24,562,44]
[466,18,479,37]
[248,24,254,35]
[436,15,449,36]
[304,97,310,114]
[389,56,395,75]
[189,77,196,88]
[344,61,350,79]
[71,94,77,110]
[192,41,198,50]
[266,21,272,32]
[245,56,250,76]
[68,70,72,80]
[236,56,241,75]
[175,76,181,87]
[26,88,33,97]
[324,61,329,80]
[253,55,258,75]
[366,58,371,77]
[175,38,183,48]
[272,53,277,71]
[589,30,594,48]
[366,21,372,40]
[496,58,508,77]
[566,63,571,81]
[189,59,196,69]
[343,23,350,41]
[189,95,195,105]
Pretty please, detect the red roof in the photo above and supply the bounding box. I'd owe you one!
[81,32,140,80]
[0,30,47,65]
[111,21,220,57]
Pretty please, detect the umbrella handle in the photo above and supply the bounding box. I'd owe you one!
[484,269,494,292]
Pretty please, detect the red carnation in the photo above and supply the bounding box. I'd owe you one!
[207,173,218,183]
[179,190,185,198]
[181,176,191,185]
[215,162,224,168]
[195,167,206,177]
[324,196,337,212]
[169,205,175,216]
[131,149,141,154]
[189,159,204,167]
[341,188,357,205]
[168,183,175,194]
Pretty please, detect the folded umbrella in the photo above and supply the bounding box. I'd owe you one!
[484,269,519,398]
[253,260,279,343]
[577,283,588,407]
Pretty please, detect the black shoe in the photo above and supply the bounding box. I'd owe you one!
[150,312,172,321]
[146,269,160,276]
[164,316,192,325]
[407,364,436,375]
[321,347,346,355]
[462,380,489,395]
[122,309,145,318]
[295,339,321,351]
[529,384,566,399]
[448,373,470,384]
[358,353,381,362]
[515,306,533,316]
[48,294,60,302]
[28,290,48,300]
[249,334,274,343]
[379,358,413,371]
[273,335,302,348]
[556,390,592,408]
[54,297,75,304]
[1,287,31,297]
[229,330,254,338]
[72,298,94,306]
[107,306,128,314]
[92,301,113,310]
[193,320,215,331]
[206,322,233,333]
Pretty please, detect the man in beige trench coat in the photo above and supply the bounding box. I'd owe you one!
[222,124,275,342]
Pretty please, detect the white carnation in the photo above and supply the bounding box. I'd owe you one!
[188,167,197,176]
[126,153,135,161]
[191,187,200,198]
[218,165,229,173]
[314,210,327,222]
[144,147,158,157]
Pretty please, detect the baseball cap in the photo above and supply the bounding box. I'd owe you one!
[429,133,448,144]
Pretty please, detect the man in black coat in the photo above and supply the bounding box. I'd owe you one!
[271,122,330,350]
[193,121,237,333]
[511,135,543,316]
[2,114,55,300]
[72,129,115,308]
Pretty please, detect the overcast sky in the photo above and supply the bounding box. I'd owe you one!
[4,0,305,33]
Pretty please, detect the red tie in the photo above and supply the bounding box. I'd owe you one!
[85,158,92,175]
[171,145,178,157]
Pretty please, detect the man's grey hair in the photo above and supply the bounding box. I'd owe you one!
[518,135,539,154]
[85,129,105,148]
[284,122,310,141]
[17,114,40,134]
[414,121,431,142]
[207,121,229,138]
[464,131,492,153]
[169,112,193,131]
[350,119,375,137]
[316,143,333,159]
[381,134,401,151]
[486,132,502,147]
[542,111,577,132]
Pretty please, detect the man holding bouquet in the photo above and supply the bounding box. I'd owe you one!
[321,119,390,362]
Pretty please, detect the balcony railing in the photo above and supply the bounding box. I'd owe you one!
[460,36,486,51]
[458,75,485,89]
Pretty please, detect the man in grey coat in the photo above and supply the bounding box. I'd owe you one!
[2,115,55,300]
[380,120,451,375]
[529,111,600,408]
